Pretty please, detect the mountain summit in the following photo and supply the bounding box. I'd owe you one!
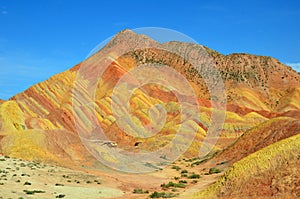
[0,29,299,197]
[1,29,299,162]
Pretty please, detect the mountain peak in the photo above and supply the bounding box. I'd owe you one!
[114,28,137,38]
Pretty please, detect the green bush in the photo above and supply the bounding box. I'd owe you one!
[181,174,188,177]
[33,190,45,193]
[133,189,149,194]
[55,183,64,186]
[23,190,34,195]
[150,191,178,198]
[187,174,201,179]
[161,181,186,188]
[191,159,206,166]
[208,167,221,174]
[24,181,31,185]
[23,190,45,195]
[181,169,188,174]
[171,166,181,171]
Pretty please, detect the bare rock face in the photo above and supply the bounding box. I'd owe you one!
[0,29,299,166]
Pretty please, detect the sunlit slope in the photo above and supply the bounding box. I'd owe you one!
[0,29,299,166]
[215,117,300,164]
[276,87,300,112]
[0,101,92,164]
[194,133,300,198]
[228,87,270,111]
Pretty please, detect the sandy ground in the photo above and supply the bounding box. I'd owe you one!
[0,155,224,199]
[0,155,124,199]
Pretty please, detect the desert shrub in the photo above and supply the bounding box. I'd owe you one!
[24,181,31,185]
[150,191,178,198]
[179,180,187,184]
[161,181,186,188]
[217,161,228,165]
[208,167,221,174]
[171,166,180,171]
[133,189,149,194]
[56,194,66,198]
[33,190,45,193]
[23,190,34,195]
[23,190,45,194]
[192,180,198,184]
[55,183,64,186]
[191,159,206,166]
[181,169,188,174]
[188,174,201,179]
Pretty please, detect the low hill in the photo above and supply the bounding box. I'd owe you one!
[214,117,300,164]
[194,133,300,198]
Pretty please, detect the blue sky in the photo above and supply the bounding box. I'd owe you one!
[0,0,300,100]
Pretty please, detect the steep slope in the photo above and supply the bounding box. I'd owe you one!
[276,87,300,112]
[214,117,300,164]
[10,30,300,129]
[194,133,300,198]
[0,100,93,164]
[0,29,299,166]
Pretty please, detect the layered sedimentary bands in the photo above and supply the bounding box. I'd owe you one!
[0,30,299,197]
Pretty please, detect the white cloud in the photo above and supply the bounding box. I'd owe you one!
[285,63,300,72]
[1,11,8,15]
